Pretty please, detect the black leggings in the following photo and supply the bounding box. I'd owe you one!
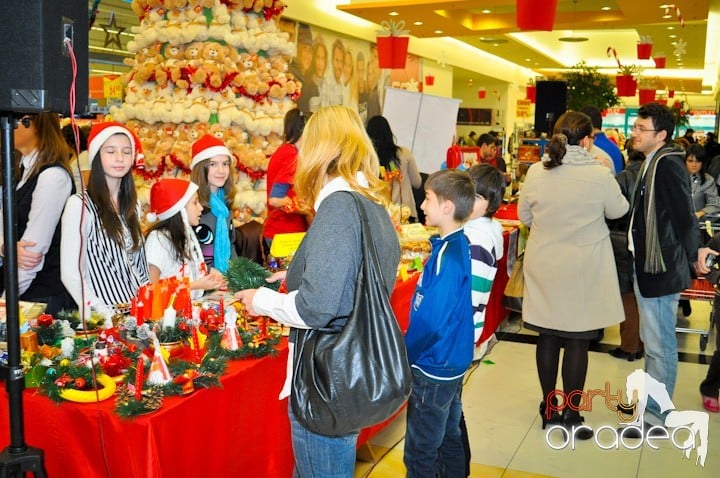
[536,333,590,410]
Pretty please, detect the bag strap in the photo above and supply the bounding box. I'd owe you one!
[347,191,391,297]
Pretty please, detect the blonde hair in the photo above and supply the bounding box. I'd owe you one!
[296,105,386,205]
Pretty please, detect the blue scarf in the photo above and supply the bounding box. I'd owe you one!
[209,189,231,273]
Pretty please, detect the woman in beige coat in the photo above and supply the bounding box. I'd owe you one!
[518,111,628,440]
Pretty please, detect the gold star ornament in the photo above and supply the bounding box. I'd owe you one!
[101,12,125,50]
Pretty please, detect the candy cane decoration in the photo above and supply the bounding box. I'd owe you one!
[665,5,685,27]
[607,46,622,68]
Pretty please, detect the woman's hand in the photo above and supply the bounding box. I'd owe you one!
[17,240,42,270]
[266,270,286,283]
[234,289,258,315]
[208,268,228,289]
[192,274,226,291]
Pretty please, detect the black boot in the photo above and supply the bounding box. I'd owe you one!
[539,401,563,429]
[562,409,593,440]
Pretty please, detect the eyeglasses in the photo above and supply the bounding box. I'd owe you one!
[19,117,32,128]
[631,124,659,133]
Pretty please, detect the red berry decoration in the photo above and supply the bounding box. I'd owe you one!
[37,314,54,327]
[178,322,190,332]
[74,377,86,389]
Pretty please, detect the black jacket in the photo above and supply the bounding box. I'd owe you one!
[631,142,699,297]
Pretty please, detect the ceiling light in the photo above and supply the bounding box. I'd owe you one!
[601,6,611,11]
[669,34,677,38]
[481,9,492,14]
[667,26,674,30]
[413,21,423,26]
[525,58,531,61]
[389,11,399,16]
[434,30,443,34]
[558,0,589,42]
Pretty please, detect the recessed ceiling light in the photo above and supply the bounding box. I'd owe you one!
[667,26,674,30]
[389,11,399,16]
[525,58,531,61]
[413,21,423,26]
[434,29,443,34]
[481,9,492,14]
[601,6,611,11]
[669,34,677,38]
[662,13,672,19]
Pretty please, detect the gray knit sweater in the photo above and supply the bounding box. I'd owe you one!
[284,191,400,329]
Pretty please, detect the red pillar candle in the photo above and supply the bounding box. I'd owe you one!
[134,358,144,400]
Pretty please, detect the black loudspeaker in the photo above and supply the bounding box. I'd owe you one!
[534,81,567,135]
[0,0,88,115]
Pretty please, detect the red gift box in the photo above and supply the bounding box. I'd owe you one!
[526,85,536,103]
[517,0,558,31]
[638,89,656,105]
[424,75,435,86]
[377,36,409,69]
[637,42,653,60]
[616,75,637,97]
[653,56,666,68]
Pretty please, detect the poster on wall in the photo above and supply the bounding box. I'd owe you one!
[278,19,421,123]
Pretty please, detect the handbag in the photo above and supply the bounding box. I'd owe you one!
[290,192,412,436]
[502,253,524,313]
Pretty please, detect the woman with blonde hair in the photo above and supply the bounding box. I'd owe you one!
[236,105,400,476]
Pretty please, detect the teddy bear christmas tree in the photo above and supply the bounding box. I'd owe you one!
[110,0,299,221]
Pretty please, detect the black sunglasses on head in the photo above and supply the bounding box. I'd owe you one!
[19,117,33,128]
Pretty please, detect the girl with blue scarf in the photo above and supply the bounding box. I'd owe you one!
[190,134,237,275]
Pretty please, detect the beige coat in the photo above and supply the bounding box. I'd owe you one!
[389,147,422,219]
[518,147,629,332]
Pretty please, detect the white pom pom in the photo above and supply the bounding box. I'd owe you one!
[146,212,158,223]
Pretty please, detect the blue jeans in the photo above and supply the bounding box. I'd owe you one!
[404,369,465,478]
[287,402,359,478]
[633,276,679,424]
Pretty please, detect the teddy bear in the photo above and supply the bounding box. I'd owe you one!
[164,0,189,9]
[183,42,208,86]
[201,43,228,89]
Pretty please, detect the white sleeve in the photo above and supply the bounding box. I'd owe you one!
[252,287,310,329]
[18,168,73,295]
[61,195,102,316]
[144,231,180,279]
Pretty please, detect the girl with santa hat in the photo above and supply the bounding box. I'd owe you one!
[61,122,149,317]
[144,178,226,299]
[190,134,237,274]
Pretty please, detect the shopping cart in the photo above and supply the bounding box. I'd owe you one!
[678,277,715,351]
[678,219,720,351]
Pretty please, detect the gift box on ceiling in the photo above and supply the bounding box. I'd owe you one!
[653,56,666,68]
[615,75,637,97]
[424,75,435,86]
[477,88,487,99]
[517,0,558,31]
[638,88,656,105]
[637,39,653,60]
[377,36,409,69]
[526,85,537,103]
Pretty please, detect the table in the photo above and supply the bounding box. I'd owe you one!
[1,344,294,477]
[0,277,424,477]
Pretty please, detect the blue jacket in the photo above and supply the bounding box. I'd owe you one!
[406,229,474,380]
[594,132,625,173]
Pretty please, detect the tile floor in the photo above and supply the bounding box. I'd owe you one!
[355,299,719,477]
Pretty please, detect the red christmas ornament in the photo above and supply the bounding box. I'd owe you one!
[37,314,54,327]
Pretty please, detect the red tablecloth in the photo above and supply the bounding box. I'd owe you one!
[1,344,294,478]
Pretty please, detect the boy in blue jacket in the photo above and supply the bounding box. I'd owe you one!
[404,169,476,478]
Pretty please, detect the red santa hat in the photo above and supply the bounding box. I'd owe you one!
[87,122,143,165]
[147,178,199,223]
[190,134,231,169]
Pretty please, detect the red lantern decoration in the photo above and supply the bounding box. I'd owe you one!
[477,88,487,99]
[653,56,666,68]
[526,85,537,103]
[424,75,435,86]
[615,75,637,97]
[638,89,656,105]
[517,0,558,31]
[376,36,409,69]
[668,89,675,98]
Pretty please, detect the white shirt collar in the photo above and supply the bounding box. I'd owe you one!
[18,150,39,185]
[314,171,369,210]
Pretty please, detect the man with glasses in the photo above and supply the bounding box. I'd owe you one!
[625,103,698,437]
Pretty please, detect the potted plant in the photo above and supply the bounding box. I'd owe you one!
[563,61,620,111]
[616,64,640,97]
[637,35,653,60]
[637,76,659,105]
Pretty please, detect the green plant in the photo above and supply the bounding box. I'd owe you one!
[563,61,620,111]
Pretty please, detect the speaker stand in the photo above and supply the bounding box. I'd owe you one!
[0,114,47,478]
